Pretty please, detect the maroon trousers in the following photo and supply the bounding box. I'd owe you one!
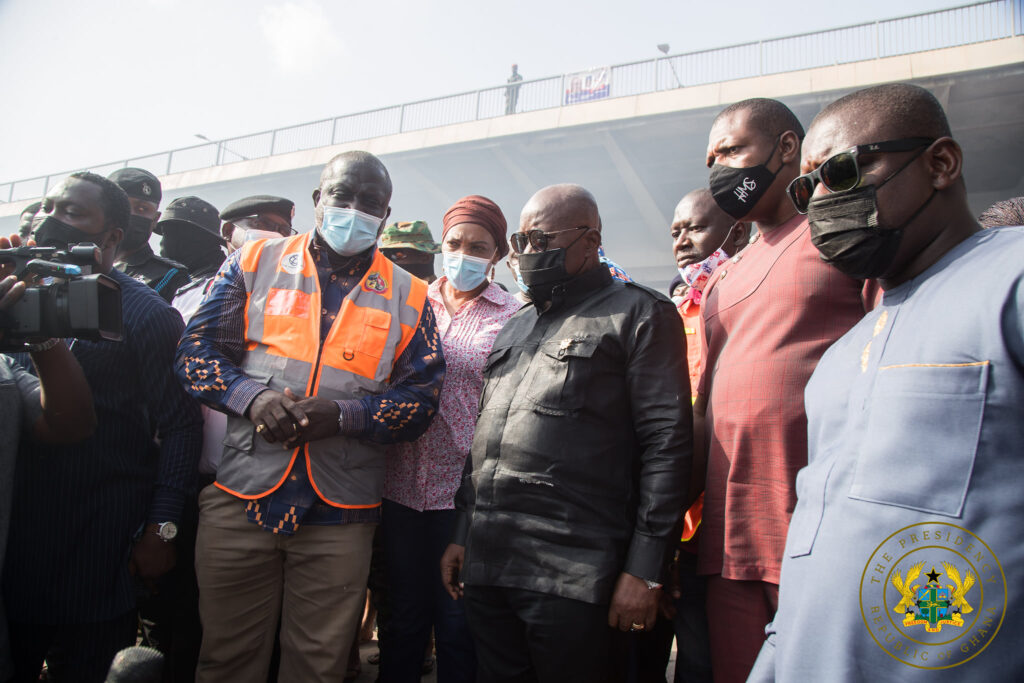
[705,576,778,683]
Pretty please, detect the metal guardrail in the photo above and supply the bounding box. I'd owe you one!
[2,0,1021,204]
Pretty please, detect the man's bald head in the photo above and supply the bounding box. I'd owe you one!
[676,188,723,220]
[313,150,393,231]
[320,151,392,197]
[520,184,602,233]
[812,84,951,142]
[518,183,603,281]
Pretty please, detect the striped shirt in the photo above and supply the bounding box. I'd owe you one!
[3,270,204,623]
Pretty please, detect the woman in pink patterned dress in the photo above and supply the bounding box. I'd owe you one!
[380,196,521,683]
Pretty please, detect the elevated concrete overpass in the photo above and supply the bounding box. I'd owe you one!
[3,32,1021,290]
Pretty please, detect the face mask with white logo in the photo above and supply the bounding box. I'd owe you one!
[443,251,492,292]
[318,206,382,256]
[708,135,781,220]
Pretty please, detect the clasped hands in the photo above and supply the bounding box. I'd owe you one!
[248,387,340,448]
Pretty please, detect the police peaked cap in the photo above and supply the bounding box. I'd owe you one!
[108,167,162,205]
[155,196,224,243]
[219,195,295,225]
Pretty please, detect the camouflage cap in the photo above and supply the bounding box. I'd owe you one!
[380,221,441,253]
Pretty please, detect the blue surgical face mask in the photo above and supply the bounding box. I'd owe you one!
[443,251,492,292]
[514,265,529,295]
[318,206,382,256]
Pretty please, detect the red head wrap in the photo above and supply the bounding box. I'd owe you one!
[442,195,509,258]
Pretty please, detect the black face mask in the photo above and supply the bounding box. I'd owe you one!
[402,262,436,281]
[709,135,781,220]
[807,145,935,280]
[33,215,101,250]
[518,248,569,302]
[121,214,154,253]
[161,234,223,273]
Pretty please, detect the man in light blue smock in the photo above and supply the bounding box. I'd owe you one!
[749,83,1024,681]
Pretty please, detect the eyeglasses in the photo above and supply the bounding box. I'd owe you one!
[509,226,589,254]
[786,137,935,214]
[234,214,296,236]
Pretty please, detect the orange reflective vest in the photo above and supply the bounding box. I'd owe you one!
[216,233,427,508]
[678,301,704,545]
[679,299,703,402]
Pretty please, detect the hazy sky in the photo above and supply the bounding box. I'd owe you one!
[0,0,967,184]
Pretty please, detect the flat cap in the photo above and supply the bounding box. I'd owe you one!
[156,196,223,242]
[108,167,162,205]
[220,195,295,224]
[380,221,441,253]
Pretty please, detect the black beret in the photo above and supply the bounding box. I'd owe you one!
[108,167,162,205]
[155,196,223,242]
[219,195,295,225]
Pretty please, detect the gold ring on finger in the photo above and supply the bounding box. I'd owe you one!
[256,424,266,433]
[630,622,645,631]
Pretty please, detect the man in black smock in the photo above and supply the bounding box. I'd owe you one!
[442,183,692,683]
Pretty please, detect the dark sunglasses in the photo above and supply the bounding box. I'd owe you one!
[787,137,935,214]
[509,226,589,254]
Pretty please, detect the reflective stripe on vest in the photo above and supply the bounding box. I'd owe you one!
[681,491,704,544]
[216,233,428,507]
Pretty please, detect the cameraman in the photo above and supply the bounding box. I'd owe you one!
[2,172,202,683]
[0,235,96,682]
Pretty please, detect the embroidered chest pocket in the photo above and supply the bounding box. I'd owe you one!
[848,362,988,517]
[522,337,599,415]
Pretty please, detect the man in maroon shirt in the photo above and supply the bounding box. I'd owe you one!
[696,98,874,682]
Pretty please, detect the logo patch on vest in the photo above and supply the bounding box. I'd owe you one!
[363,271,388,293]
[281,253,304,275]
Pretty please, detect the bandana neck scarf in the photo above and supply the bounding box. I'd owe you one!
[681,249,729,306]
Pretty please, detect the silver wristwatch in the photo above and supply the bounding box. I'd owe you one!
[156,521,178,542]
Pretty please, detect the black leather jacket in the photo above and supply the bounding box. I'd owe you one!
[453,265,692,604]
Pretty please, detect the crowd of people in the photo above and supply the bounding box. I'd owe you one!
[0,80,1022,683]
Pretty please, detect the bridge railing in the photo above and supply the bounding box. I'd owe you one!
[3,0,1020,204]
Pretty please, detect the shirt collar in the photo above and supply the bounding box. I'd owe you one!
[537,264,614,314]
[309,233,375,276]
[122,242,154,267]
[429,277,508,307]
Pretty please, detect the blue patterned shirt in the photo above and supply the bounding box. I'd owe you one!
[598,246,632,283]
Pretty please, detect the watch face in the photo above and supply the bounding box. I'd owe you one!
[158,522,178,541]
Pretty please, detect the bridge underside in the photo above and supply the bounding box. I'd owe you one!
[4,52,1022,290]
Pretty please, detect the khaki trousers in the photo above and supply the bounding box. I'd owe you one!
[194,484,375,682]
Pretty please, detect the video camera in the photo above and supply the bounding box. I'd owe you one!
[0,243,122,351]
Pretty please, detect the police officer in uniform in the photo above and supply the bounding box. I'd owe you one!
[171,195,294,322]
[109,168,191,303]
[156,196,223,296]
[220,194,295,250]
